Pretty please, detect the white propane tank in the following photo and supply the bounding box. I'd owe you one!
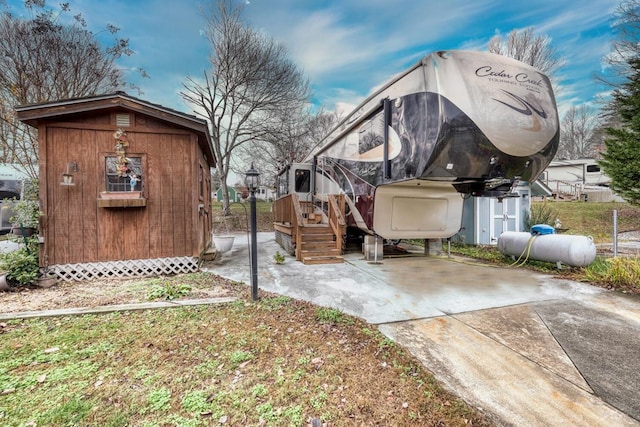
[497,231,597,267]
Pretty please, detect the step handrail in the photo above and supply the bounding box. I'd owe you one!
[327,194,346,253]
[290,193,305,228]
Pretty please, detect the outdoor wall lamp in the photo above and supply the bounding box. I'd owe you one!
[60,161,78,186]
[244,163,260,301]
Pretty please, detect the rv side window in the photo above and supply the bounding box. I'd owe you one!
[586,164,600,173]
[294,169,310,193]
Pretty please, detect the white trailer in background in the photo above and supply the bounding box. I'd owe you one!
[543,159,609,186]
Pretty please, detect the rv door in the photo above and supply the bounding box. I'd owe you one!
[275,163,314,201]
[291,164,313,202]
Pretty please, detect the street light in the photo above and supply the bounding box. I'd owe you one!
[244,163,260,301]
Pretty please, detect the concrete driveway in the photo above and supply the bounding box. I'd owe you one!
[204,232,640,426]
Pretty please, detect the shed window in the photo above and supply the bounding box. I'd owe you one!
[105,156,143,192]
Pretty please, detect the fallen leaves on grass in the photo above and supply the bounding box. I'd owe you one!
[0,278,491,426]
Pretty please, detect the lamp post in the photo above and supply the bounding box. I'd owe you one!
[244,163,260,301]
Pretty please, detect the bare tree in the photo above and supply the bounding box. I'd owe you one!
[488,27,564,85]
[0,1,141,178]
[181,0,311,214]
[599,0,640,87]
[557,105,601,159]
[236,108,339,186]
[597,0,640,128]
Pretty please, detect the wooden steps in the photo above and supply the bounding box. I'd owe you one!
[273,193,346,265]
[299,225,343,265]
[302,255,344,265]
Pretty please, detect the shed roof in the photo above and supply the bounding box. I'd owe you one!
[15,92,216,167]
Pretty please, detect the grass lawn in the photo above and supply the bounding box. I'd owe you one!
[212,200,274,213]
[539,200,640,243]
[451,201,640,294]
[0,277,489,427]
[211,201,274,232]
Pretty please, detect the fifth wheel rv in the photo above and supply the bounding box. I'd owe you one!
[273,50,559,263]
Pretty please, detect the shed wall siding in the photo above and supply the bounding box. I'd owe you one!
[42,120,204,266]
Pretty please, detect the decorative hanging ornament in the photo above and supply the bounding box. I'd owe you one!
[113,128,130,176]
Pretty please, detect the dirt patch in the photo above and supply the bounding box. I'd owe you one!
[1,208,275,313]
[0,273,239,314]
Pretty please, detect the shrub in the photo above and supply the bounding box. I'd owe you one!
[9,179,41,229]
[584,256,640,289]
[9,198,40,229]
[273,251,285,264]
[525,201,559,231]
[0,247,39,285]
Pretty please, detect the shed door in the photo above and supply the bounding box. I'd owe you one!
[490,197,519,244]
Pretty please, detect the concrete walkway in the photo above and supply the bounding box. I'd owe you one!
[204,232,640,427]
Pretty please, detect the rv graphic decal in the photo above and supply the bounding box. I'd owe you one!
[492,90,548,132]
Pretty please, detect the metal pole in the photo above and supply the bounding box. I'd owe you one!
[250,190,259,300]
[374,236,378,263]
[613,209,618,258]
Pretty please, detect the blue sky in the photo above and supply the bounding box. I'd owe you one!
[5,0,621,118]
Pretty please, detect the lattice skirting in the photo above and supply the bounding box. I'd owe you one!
[49,257,200,282]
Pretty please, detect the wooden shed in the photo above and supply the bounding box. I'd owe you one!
[215,186,242,203]
[16,92,216,281]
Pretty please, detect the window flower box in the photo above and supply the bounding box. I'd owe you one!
[97,191,146,208]
[100,191,142,199]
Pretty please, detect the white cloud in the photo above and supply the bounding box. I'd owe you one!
[6,0,618,114]
[287,11,368,75]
